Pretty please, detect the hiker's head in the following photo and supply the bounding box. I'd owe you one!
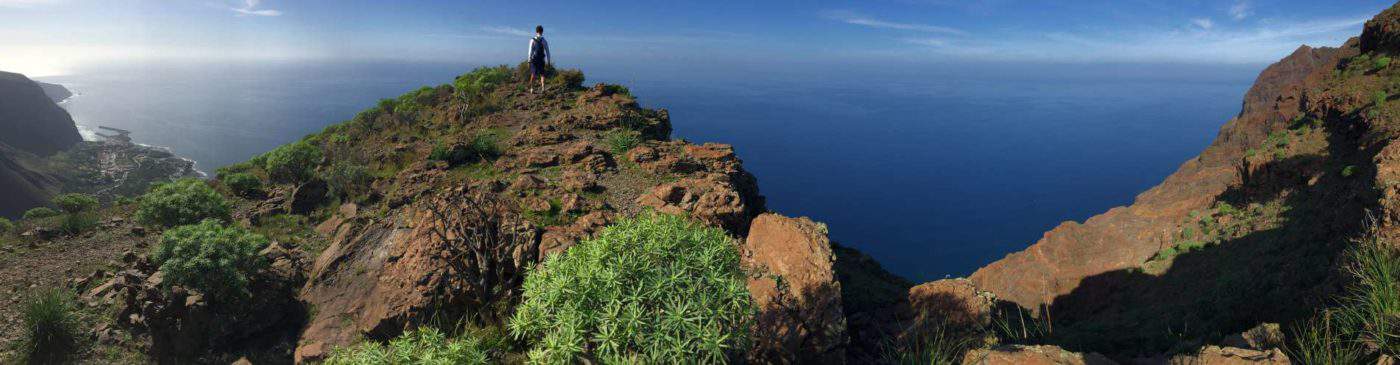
[536,25,544,35]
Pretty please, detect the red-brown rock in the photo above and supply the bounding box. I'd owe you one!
[743,214,847,363]
[964,345,1117,365]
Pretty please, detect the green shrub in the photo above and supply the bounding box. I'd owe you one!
[989,306,1051,345]
[23,207,60,220]
[51,193,97,215]
[551,69,586,90]
[1287,233,1400,361]
[113,196,136,206]
[1376,91,1390,106]
[223,172,263,197]
[0,217,14,235]
[1336,235,1400,355]
[394,86,437,116]
[603,129,641,155]
[216,161,258,178]
[57,213,97,236]
[1377,56,1393,70]
[1342,165,1360,178]
[428,132,501,166]
[601,84,632,97]
[455,66,513,99]
[377,98,399,114]
[1287,313,1370,365]
[325,162,372,198]
[882,324,978,365]
[265,141,324,183]
[151,219,269,301]
[325,327,491,365]
[509,213,754,363]
[1215,202,1238,217]
[468,132,502,160]
[355,107,384,128]
[20,288,78,364]
[135,178,231,228]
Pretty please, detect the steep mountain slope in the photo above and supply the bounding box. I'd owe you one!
[37,81,73,103]
[0,71,82,156]
[966,3,1400,354]
[0,144,61,218]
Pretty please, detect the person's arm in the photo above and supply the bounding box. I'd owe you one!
[544,38,552,65]
[528,38,537,62]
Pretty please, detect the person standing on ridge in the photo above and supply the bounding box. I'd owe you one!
[528,25,552,94]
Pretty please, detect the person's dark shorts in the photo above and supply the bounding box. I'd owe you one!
[530,58,548,78]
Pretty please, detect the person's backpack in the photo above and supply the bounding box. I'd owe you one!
[531,37,546,62]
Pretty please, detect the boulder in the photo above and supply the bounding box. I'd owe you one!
[743,214,847,363]
[905,278,994,331]
[637,175,761,235]
[1221,323,1285,351]
[964,345,1117,365]
[559,169,600,192]
[296,203,541,363]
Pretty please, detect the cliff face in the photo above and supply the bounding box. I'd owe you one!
[0,144,61,218]
[36,81,73,103]
[969,44,1346,311]
[0,71,82,156]
[966,2,1400,353]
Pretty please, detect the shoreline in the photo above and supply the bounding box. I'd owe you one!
[51,81,210,179]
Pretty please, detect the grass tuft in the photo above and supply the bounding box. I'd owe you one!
[20,289,79,364]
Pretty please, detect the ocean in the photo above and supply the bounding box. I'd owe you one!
[39,61,1258,281]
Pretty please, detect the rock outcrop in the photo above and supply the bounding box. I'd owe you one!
[743,214,848,363]
[0,71,81,156]
[107,242,308,362]
[291,80,770,362]
[963,345,1116,365]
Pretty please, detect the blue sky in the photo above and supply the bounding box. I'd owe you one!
[0,0,1392,76]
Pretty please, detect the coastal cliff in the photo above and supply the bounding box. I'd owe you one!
[965,1,1400,355]
[0,71,81,156]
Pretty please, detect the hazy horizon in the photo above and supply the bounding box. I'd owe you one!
[2,0,1390,77]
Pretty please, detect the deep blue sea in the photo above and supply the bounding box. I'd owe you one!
[39,61,1258,282]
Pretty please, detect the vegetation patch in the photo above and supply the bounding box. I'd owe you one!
[151,219,269,302]
[1287,232,1400,361]
[222,172,263,197]
[602,129,641,155]
[509,213,754,363]
[23,207,60,220]
[264,140,324,183]
[51,193,100,235]
[325,327,495,365]
[19,288,79,364]
[136,178,231,228]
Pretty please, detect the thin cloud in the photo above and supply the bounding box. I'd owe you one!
[231,0,281,17]
[1229,1,1253,21]
[482,26,533,37]
[898,15,1367,64]
[1191,18,1215,30]
[0,0,59,8]
[904,38,948,47]
[823,10,965,35]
